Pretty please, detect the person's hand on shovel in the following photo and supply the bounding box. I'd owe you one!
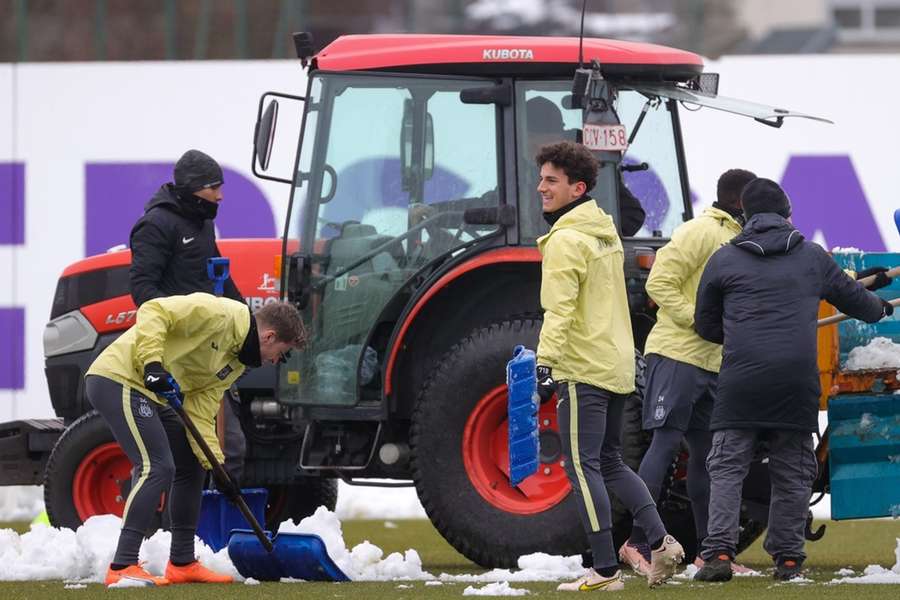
[143,362,180,403]
[856,266,894,291]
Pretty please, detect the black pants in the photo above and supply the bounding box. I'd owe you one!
[556,381,666,570]
[86,375,205,566]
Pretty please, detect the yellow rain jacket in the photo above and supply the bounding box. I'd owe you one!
[644,206,742,373]
[87,293,250,469]
[537,199,635,394]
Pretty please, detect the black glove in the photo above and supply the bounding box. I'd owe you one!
[881,298,894,318]
[143,362,174,393]
[536,365,556,403]
[858,266,892,291]
[213,471,242,501]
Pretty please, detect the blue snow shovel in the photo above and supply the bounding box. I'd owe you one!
[207,257,230,296]
[162,379,349,582]
[507,345,540,486]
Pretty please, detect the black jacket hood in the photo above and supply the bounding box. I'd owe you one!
[731,213,804,257]
[145,183,180,212]
[145,183,216,223]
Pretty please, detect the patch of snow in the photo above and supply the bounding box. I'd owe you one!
[845,337,900,371]
[107,577,152,588]
[835,568,855,576]
[426,580,444,586]
[832,247,863,254]
[384,521,399,529]
[675,563,699,580]
[463,581,530,596]
[0,486,44,521]
[780,576,814,584]
[64,583,86,589]
[335,481,426,519]
[441,553,584,583]
[276,506,433,581]
[827,539,900,584]
[734,567,763,577]
[243,577,260,585]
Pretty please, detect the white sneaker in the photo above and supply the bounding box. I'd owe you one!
[556,569,625,592]
[647,535,685,587]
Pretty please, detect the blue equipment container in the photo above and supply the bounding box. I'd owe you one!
[507,345,540,486]
[196,488,269,552]
[827,251,900,520]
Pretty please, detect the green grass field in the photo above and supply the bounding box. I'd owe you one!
[0,518,897,599]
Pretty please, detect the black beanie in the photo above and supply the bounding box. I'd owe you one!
[740,177,792,219]
[174,149,224,193]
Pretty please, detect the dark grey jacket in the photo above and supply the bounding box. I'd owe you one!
[694,213,884,432]
[129,184,242,306]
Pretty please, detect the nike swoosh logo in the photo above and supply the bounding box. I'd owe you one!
[579,578,619,591]
[146,375,159,382]
[182,237,194,244]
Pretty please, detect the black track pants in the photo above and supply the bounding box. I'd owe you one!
[85,375,206,566]
[556,382,667,570]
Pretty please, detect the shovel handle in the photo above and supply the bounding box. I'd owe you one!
[817,297,900,327]
[856,265,900,289]
[167,390,274,553]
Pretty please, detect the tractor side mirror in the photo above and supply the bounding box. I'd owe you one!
[251,91,305,185]
[255,99,278,172]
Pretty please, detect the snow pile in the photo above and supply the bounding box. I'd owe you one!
[441,553,584,583]
[0,486,44,521]
[335,482,426,519]
[829,538,900,584]
[832,247,863,254]
[463,581,530,596]
[0,515,235,583]
[835,568,855,576]
[844,337,900,371]
[243,577,260,585]
[273,506,433,581]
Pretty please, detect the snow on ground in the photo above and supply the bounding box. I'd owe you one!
[828,539,900,585]
[334,481,426,519]
[844,337,900,371]
[463,581,530,596]
[440,553,584,583]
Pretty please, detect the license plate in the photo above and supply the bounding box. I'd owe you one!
[582,124,628,152]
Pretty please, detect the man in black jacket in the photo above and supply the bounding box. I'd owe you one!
[129,149,247,482]
[692,178,891,582]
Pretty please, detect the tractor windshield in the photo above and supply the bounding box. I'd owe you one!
[516,81,690,242]
[282,72,502,406]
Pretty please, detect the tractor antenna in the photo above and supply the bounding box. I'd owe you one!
[578,0,587,68]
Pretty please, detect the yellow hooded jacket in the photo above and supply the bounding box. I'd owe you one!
[644,206,742,373]
[536,199,635,394]
[87,293,250,468]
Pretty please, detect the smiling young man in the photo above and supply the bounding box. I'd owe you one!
[85,294,305,586]
[534,141,684,592]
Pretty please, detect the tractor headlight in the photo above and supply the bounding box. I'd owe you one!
[43,310,98,357]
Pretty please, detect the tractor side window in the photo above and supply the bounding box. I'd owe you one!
[516,82,689,242]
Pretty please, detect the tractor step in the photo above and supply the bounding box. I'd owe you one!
[828,394,900,519]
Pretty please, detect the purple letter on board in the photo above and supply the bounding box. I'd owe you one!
[84,163,278,257]
[0,163,25,245]
[781,155,886,252]
[0,308,24,389]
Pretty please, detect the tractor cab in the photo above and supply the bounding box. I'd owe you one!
[255,35,826,411]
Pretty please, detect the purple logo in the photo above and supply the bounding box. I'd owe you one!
[84,163,278,256]
[0,163,25,245]
[0,308,24,390]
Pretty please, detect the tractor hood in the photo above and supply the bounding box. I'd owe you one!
[630,81,833,128]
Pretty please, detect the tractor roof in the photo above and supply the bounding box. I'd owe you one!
[314,34,703,80]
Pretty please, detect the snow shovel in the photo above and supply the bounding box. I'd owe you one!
[164,380,349,582]
[817,297,900,327]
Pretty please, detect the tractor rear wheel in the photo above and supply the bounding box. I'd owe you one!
[410,319,585,569]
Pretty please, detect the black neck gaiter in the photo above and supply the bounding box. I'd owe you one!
[543,194,592,227]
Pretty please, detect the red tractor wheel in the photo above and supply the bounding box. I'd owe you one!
[410,319,586,569]
[44,411,134,530]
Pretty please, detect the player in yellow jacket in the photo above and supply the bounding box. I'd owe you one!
[85,293,305,586]
[619,169,756,575]
[534,142,684,592]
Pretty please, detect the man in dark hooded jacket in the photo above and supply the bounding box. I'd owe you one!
[692,178,891,582]
[129,149,247,482]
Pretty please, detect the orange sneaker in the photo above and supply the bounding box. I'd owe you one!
[105,564,169,587]
[165,561,234,584]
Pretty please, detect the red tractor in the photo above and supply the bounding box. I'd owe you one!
[0,34,822,568]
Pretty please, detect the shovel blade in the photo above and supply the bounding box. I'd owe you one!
[227,530,350,582]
